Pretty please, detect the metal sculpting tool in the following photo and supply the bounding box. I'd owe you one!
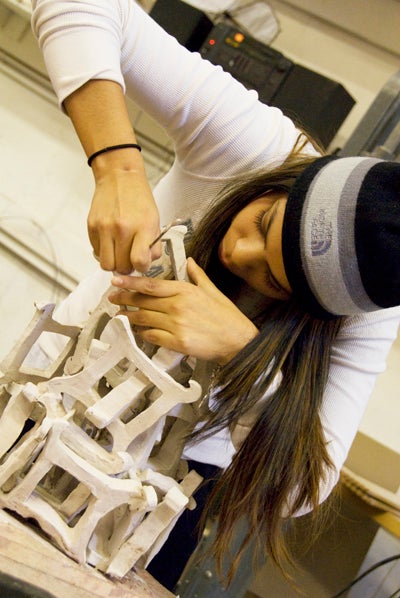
[149,218,184,248]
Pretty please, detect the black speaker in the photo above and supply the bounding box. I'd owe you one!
[150,0,213,52]
[201,24,293,105]
[200,24,355,148]
[269,64,355,148]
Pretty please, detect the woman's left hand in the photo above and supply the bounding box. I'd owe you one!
[108,257,258,364]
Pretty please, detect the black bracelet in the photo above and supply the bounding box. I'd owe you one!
[87,143,142,167]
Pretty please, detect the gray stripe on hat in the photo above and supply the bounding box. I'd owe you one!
[300,157,380,315]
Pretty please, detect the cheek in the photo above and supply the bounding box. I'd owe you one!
[231,204,258,231]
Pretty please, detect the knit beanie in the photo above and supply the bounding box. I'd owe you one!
[282,155,400,318]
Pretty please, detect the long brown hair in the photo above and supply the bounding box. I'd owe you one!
[186,148,344,584]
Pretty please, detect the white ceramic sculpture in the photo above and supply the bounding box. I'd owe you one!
[0,224,203,579]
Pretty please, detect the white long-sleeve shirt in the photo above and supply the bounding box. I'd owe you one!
[31,0,400,510]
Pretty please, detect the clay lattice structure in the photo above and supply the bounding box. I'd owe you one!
[0,225,203,578]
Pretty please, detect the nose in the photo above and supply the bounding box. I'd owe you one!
[231,237,264,271]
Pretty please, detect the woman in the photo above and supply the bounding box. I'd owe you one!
[31,0,400,591]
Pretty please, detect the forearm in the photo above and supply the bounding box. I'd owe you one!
[61,79,160,273]
[64,79,145,177]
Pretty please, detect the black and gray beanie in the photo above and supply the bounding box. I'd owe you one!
[282,155,400,319]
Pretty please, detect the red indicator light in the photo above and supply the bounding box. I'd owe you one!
[209,39,216,45]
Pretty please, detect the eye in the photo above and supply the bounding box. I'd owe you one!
[254,209,267,236]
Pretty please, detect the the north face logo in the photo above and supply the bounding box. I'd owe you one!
[311,209,332,256]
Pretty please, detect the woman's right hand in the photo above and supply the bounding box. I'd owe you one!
[89,150,161,274]
[63,80,161,274]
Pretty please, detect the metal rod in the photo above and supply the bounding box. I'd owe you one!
[149,219,184,248]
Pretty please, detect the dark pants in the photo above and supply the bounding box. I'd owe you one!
[146,461,221,591]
